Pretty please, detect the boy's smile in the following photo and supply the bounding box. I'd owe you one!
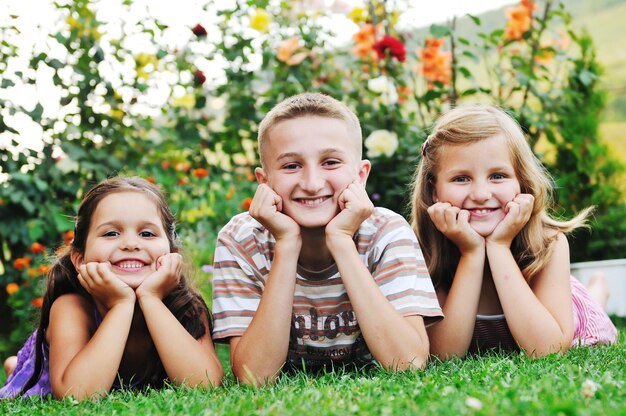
[256,116,370,229]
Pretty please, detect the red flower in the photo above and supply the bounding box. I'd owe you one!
[241,197,253,211]
[161,160,171,169]
[13,257,31,271]
[192,168,209,178]
[193,69,206,86]
[30,242,45,254]
[373,35,406,62]
[146,176,156,184]
[31,297,44,308]
[192,24,207,37]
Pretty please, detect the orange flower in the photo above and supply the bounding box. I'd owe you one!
[30,242,45,254]
[27,268,38,278]
[277,37,308,66]
[6,282,19,295]
[418,38,452,88]
[13,257,31,271]
[37,265,50,275]
[398,85,411,105]
[226,185,236,201]
[505,4,532,40]
[63,230,74,246]
[31,297,44,308]
[146,176,156,184]
[351,24,377,60]
[192,168,209,178]
[161,160,171,169]
[241,197,253,211]
[177,177,189,186]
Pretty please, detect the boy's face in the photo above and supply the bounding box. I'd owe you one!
[256,116,370,229]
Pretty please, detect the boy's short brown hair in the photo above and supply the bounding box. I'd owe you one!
[257,93,363,166]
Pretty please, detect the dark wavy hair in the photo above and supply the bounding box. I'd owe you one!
[20,176,212,395]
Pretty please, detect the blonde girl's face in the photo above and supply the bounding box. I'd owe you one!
[78,191,171,289]
[432,135,522,237]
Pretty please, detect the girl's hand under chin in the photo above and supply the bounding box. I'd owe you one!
[135,253,183,300]
[427,202,485,254]
[77,262,136,309]
[487,193,534,247]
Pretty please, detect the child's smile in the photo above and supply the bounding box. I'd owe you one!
[81,192,170,288]
[257,116,369,229]
[433,134,521,237]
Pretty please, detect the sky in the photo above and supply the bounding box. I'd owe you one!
[1,0,517,151]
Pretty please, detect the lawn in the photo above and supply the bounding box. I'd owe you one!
[1,319,624,415]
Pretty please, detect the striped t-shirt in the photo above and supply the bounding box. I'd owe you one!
[211,208,443,372]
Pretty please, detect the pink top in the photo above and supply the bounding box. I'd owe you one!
[468,276,617,354]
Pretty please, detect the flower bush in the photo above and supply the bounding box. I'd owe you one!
[0,0,624,354]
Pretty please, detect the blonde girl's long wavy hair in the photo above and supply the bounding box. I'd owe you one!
[410,104,592,290]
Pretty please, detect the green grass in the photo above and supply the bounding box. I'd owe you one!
[1,322,624,415]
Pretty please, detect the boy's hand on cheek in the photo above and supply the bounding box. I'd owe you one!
[428,202,484,254]
[488,193,534,247]
[249,184,300,242]
[136,253,182,300]
[326,181,374,240]
[77,262,136,309]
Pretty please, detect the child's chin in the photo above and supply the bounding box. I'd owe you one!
[471,224,498,237]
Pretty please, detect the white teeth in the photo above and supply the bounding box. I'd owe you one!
[116,260,144,269]
[473,209,492,214]
[301,198,325,205]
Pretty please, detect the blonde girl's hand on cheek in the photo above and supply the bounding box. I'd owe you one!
[77,262,136,309]
[249,183,300,241]
[326,181,374,240]
[136,253,182,300]
[427,202,485,254]
[488,193,534,247]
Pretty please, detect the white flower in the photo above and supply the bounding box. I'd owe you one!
[581,379,600,398]
[367,75,398,105]
[56,155,79,173]
[465,397,483,410]
[365,129,398,158]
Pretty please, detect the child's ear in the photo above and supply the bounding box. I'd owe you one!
[432,189,439,203]
[255,167,268,184]
[357,160,371,185]
[69,249,82,272]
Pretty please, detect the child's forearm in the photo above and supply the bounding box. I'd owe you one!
[328,235,428,370]
[427,251,485,359]
[487,238,573,356]
[138,296,223,388]
[50,301,134,400]
[231,239,300,386]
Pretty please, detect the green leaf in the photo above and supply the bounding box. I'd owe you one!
[1,79,15,88]
[27,220,45,242]
[578,70,596,86]
[466,14,481,26]
[429,24,450,38]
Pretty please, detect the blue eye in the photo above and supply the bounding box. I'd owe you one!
[491,173,506,180]
[452,176,469,183]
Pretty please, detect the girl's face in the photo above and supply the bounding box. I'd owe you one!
[432,135,522,237]
[77,191,171,289]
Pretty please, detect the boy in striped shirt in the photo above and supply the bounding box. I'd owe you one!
[211,93,443,385]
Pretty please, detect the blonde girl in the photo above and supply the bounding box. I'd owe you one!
[411,104,617,358]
